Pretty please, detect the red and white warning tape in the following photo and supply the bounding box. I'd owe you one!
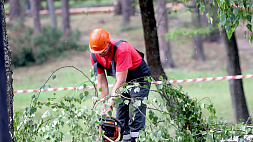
[13,74,253,94]
[153,74,253,84]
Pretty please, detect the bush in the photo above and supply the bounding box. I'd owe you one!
[8,25,88,67]
[13,68,253,141]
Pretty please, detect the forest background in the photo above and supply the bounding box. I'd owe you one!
[1,0,253,141]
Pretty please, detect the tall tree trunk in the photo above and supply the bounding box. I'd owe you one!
[208,4,220,42]
[114,0,135,16]
[139,0,167,80]
[202,0,220,42]
[129,0,136,16]
[121,0,130,26]
[25,0,31,14]
[61,0,70,38]
[156,0,175,68]
[223,30,251,123]
[1,1,14,141]
[47,0,57,28]
[9,0,21,23]
[30,0,42,33]
[192,1,205,61]
[114,0,121,15]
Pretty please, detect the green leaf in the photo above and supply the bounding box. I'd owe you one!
[118,98,123,104]
[51,74,56,80]
[102,114,107,119]
[83,84,87,88]
[84,91,89,96]
[92,136,97,141]
[135,100,141,107]
[153,116,158,123]
[227,17,232,24]
[157,84,163,90]
[112,97,119,102]
[143,99,149,105]
[130,105,135,111]
[124,100,130,105]
[247,24,252,32]
[249,35,253,43]
[134,87,140,93]
[202,131,207,135]
[79,93,84,100]
[199,6,205,13]
[99,88,103,92]
[43,84,48,90]
[108,111,112,117]
[159,76,163,80]
[234,20,239,29]
[244,31,247,38]
[246,15,252,23]
[105,104,110,111]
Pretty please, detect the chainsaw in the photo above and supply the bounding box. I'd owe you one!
[99,117,123,142]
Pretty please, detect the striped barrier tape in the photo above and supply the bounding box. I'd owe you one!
[13,74,253,94]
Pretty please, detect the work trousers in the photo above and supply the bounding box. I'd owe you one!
[116,59,151,141]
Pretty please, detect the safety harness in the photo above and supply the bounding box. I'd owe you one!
[92,40,144,78]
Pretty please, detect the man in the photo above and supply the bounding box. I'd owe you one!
[89,28,151,142]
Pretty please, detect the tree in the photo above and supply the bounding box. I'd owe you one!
[156,0,175,68]
[202,2,220,42]
[192,0,205,61]
[47,0,57,28]
[121,0,130,26]
[114,0,121,15]
[1,0,14,141]
[61,0,71,38]
[30,0,42,33]
[114,0,136,16]
[129,0,136,16]
[139,0,167,80]
[222,30,250,123]
[9,0,22,23]
[196,0,252,123]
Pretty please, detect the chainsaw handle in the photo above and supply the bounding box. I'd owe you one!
[111,117,123,141]
[100,117,124,141]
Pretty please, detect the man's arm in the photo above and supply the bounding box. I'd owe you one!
[97,73,109,99]
[100,70,128,117]
[108,69,128,106]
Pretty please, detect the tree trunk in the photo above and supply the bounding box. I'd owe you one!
[139,0,167,80]
[61,0,71,38]
[222,30,251,123]
[202,1,220,42]
[192,1,205,61]
[121,0,130,26]
[114,0,135,16]
[47,0,57,28]
[156,0,175,68]
[114,0,121,15]
[208,4,220,42]
[9,0,21,23]
[1,1,14,141]
[129,0,136,16]
[30,0,42,33]
[38,0,44,10]
[25,0,31,14]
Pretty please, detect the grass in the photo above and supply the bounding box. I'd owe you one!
[10,3,253,141]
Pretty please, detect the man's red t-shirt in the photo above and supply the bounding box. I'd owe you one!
[90,40,142,74]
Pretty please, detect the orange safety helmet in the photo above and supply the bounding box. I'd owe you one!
[89,28,111,53]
